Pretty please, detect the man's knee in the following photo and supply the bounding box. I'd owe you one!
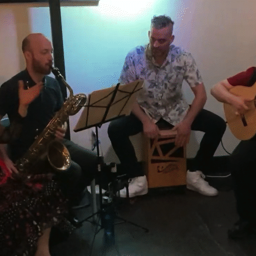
[61,161,83,183]
[205,114,227,136]
[108,120,122,140]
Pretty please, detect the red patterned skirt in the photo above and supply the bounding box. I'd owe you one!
[0,159,74,256]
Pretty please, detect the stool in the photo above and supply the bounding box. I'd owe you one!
[145,130,187,188]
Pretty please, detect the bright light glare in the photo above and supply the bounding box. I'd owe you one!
[97,0,155,18]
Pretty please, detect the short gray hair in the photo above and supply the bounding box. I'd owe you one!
[151,15,174,29]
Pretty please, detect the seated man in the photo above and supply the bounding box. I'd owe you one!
[0,80,74,256]
[211,66,256,239]
[0,33,98,214]
[108,15,226,198]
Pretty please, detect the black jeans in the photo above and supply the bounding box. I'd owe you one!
[229,138,256,224]
[55,139,98,207]
[108,109,226,178]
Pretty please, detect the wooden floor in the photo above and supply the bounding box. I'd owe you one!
[50,177,256,256]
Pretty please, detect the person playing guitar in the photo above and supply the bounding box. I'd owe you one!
[211,66,256,239]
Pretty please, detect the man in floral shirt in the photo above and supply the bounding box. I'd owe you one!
[108,15,226,197]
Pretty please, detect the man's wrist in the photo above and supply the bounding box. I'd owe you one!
[141,117,153,125]
[18,105,28,117]
[226,94,238,106]
[182,118,193,127]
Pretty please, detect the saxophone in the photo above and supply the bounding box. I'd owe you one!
[16,67,87,173]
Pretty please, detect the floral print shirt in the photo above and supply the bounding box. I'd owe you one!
[119,44,203,125]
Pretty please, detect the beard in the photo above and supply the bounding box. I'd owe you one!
[32,56,52,75]
[151,47,168,59]
[149,43,170,60]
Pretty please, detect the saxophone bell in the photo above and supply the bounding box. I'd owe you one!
[47,140,71,171]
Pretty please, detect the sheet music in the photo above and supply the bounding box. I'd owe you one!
[74,80,143,132]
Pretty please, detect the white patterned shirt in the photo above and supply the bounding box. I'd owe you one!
[119,44,203,125]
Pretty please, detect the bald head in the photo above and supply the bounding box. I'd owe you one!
[22,33,53,75]
[22,33,50,53]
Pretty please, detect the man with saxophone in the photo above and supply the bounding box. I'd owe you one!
[211,67,256,239]
[0,33,98,219]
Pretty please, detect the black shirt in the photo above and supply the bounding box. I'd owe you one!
[0,70,63,161]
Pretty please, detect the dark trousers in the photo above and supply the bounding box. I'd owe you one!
[9,139,97,209]
[55,139,97,207]
[229,138,256,224]
[108,109,226,178]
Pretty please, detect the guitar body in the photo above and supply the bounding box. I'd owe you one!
[224,83,256,140]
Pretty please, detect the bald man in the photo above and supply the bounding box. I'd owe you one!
[0,33,97,219]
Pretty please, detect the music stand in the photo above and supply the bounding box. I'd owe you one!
[73,80,148,250]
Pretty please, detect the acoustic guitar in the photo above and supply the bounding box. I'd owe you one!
[224,82,256,140]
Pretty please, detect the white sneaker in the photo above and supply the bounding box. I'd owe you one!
[118,175,148,198]
[87,185,106,194]
[186,170,218,196]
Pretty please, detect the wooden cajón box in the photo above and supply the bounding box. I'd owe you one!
[145,130,187,188]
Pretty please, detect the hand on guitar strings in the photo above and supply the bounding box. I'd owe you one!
[231,96,253,115]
